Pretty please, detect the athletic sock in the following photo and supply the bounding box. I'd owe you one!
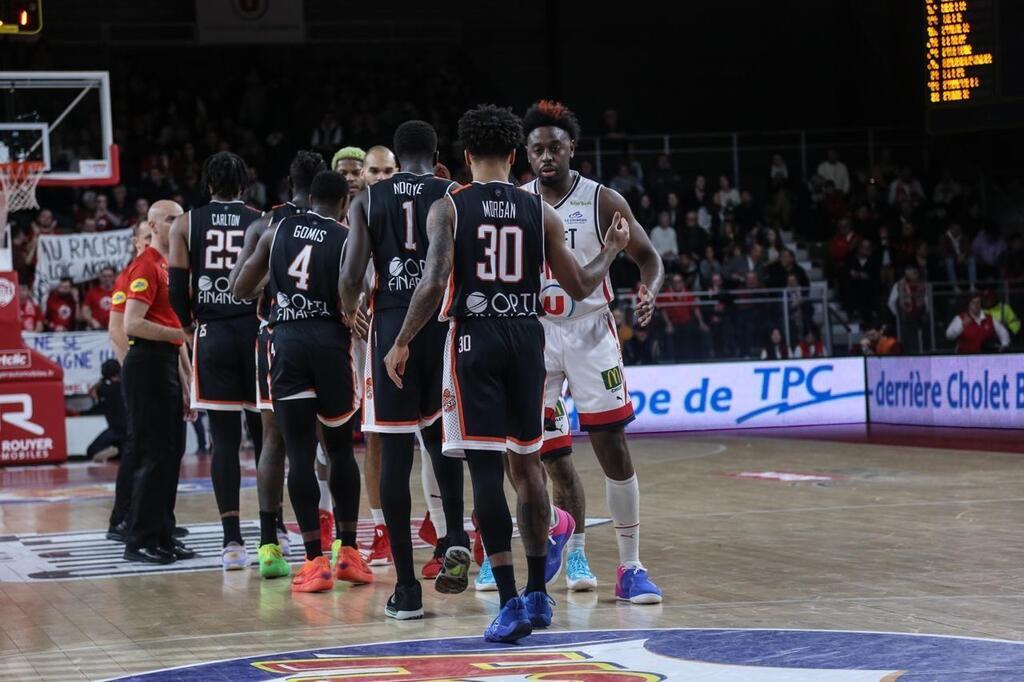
[339,530,357,548]
[222,516,242,547]
[549,504,558,530]
[492,563,517,607]
[317,479,332,512]
[259,512,278,546]
[606,474,642,568]
[420,447,447,537]
[303,538,322,560]
[370,507,385,526]
[525,555,547,595]
[567,532,586,554]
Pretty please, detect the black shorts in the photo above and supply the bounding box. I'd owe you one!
[191,315,259,412]
[255,323,273,411]
[363,308,446,433]
[270,318,359,427]
[440,316,545,456]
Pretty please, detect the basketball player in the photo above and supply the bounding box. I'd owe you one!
[383,105,628,642]
[332,146,365,217]
[234,170,372,593]
[342,121,471,620]
[106,220,152,542]
[521,101,663,603]
[227,150,327,579]
[123,199,196,564]
[168,151,264,570]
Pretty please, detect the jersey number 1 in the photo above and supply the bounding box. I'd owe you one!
[402,200,416,251]
[288,245,312,290]
[476,224,523,283]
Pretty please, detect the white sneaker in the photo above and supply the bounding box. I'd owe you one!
[565,549,598,592]
[222,542,248,570]
[279,535,291,556]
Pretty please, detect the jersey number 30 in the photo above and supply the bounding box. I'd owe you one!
[476,224,523,283]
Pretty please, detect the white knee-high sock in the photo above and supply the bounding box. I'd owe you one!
[419,445,446,538]
[606,474,641,568]
[316,446,332,512]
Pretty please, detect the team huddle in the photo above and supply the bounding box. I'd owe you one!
[111,101,665,643]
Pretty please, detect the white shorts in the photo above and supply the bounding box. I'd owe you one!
[541,309,634,456]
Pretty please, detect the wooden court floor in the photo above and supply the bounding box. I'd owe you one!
[0,432,1022,680]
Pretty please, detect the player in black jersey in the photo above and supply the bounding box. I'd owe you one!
[168,151,264,570]
[342,120,471,620]
[383,105,628,642]
[228,150,327,579]
[235,170,372,593]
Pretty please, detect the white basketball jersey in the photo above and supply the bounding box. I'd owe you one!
[524,171,613,320]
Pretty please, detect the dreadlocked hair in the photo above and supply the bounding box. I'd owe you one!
[457,104,523,159]
[522,100,582,141]
[201,151,249,198]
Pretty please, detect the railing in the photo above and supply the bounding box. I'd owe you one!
[907,280,1024,354]
[615,286,835,363]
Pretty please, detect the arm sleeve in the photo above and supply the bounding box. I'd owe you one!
[994,319,1011,347]
[945,315,963,341]
[168,267,192,327]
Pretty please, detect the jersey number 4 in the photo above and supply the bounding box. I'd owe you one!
[204,230,244,269]
[288,245,313,290]
[476,224,523,283]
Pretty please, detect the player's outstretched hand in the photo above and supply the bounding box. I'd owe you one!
[603,211,629,253]
[634,283,656,327]
[384,343,409,389]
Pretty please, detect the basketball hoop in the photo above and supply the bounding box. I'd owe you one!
[0,160,45,229]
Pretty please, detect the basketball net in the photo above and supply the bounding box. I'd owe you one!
[0,161,45,232]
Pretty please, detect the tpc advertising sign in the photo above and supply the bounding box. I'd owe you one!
[562,357,867,433]
[867,354,1024,428]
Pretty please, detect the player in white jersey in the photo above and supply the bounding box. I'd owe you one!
[520,100,665,603]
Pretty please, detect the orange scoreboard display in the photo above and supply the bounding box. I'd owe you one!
[0,0,41,35]
[926,0,1024,131]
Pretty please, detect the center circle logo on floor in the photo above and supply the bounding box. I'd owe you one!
[117,628,1024,680]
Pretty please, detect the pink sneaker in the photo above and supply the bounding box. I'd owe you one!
[545,507,575,584]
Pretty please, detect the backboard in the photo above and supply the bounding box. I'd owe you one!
[0,71,118,187]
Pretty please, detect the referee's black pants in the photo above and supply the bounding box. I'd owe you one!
[108,381,135,529]
[124,340,184,550]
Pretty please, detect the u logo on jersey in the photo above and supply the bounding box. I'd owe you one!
[541,282,575,318]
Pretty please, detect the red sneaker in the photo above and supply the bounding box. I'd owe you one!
[368,524,392,566]
[292,556,333,593]
[418,513,438,547]
[472,530,484,567]
[318,509,334,551]
[421,554,443,579]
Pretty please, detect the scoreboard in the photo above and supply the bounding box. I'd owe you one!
[926,0,1024,131]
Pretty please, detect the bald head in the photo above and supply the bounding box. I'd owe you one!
[363,146,397,187]
[148,199,184,253]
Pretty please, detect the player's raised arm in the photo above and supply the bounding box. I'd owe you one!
[167,213,192,327]
[227,211,271,292]
[544,201,629,301]
[601,187,664,327]
[384,197,454,387]
[233,227,274,300]
[339,189,372,316]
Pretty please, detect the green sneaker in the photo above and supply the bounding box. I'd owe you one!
[258,543,291,579]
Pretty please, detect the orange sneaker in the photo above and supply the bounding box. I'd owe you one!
[334,543,374,584]
[368,524,392,566]
[319,510,334,550]
[418,513,438,547]
[291,556,333,593]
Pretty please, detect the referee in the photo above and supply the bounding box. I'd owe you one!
[122,199,195,564]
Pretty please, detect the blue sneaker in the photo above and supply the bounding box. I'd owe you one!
[615,565,663,604]
[545,507,575,584]
[522,591,554,628]
[565,549,597,591]
[484,597,533,643]
[475,556,497,592]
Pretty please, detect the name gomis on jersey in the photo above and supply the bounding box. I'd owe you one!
[274,223,331,322]
[481,200,517,220]
[292,224,326,243]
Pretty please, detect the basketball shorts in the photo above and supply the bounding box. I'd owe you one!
[540,309,634,456]
[441,316,545,457]
[191,315,260,412]
[255,322,273,411]
[363,308,446,434]
[269,318,360,427]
